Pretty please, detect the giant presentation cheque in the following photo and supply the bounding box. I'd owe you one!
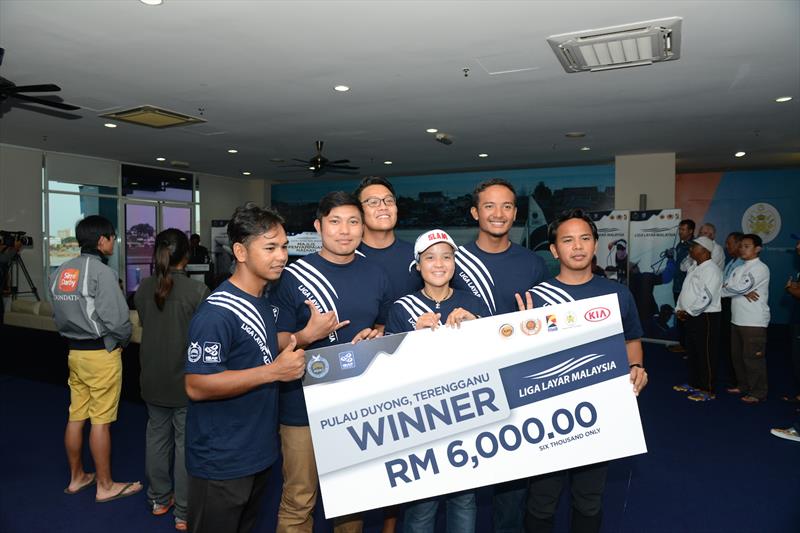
[302,293,647,517]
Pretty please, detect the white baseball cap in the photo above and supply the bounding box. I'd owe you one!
[414,229,457,261]
[689,235,714,253]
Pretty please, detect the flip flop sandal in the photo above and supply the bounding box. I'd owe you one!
[688,391,716,402]
[96,482,142,503]
[740,395,763,404]
[673,384,696,393]
[63,473,96,495]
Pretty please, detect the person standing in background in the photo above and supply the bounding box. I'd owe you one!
[721,232,744,393]
[723,234,771,404]
[669,219,696,354]
[698,223,725,270]
[50,215,141,503]
[134,229,209,531]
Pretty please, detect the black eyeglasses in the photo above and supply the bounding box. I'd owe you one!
[362,196,396,208]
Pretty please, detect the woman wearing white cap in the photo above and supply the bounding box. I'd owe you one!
[385,229,489,533]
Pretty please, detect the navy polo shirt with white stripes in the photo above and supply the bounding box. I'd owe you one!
[270,253,392,426]
[385,288,491,334]
[451,241,548,316]
[529,276,644,340]
[357,238,422,303]
[184,279,280,480]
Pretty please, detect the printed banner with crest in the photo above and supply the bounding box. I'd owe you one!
[301,294,647,518]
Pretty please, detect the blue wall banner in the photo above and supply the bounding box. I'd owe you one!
[302,294,647,517]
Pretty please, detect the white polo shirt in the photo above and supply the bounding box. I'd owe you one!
[677,259,722,316]
[722,257,771,327]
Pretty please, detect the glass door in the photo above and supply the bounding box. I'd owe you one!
[124,203,157,295]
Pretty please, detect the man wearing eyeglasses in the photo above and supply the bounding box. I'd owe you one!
[354,176,422,303]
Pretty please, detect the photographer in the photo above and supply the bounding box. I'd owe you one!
[0,236,23,324]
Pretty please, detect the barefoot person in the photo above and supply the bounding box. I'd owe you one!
[50,215,142,502]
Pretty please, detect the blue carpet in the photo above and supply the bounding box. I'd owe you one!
[1,335,798,532]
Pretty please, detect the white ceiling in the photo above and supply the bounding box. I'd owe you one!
[1,0,799,182]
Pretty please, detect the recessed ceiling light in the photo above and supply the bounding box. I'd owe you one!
[735,151,746,158]
[478,153,489,158]
[156,157,166,162]
[139,0,163,5]
[580,146,591,151]
[131,181,139,186]
[383,161,393,165]
[565,132,586,138]
[775,96,793,103]
[426,128,438,133]
[309,166,316,170]
[227,149,238,154]
[104,123,117,128]
[334,85,350,92]
[179,177,187,181]
[242,171,251,176]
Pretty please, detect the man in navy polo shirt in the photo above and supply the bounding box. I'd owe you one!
[524,208,647,533]
[184,203,306,533]
[450,178,548,533]
[270,191,392,533]
[355,176,422,303]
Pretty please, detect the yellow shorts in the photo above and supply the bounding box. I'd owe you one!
[67,347,122,424]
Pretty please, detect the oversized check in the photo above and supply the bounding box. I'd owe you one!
[301,293,647,518]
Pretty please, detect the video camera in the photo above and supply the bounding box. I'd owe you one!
[0,230,33,248]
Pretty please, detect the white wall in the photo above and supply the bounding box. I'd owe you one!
[196,173,266,249]
[0,145,45,301]
[615,153,676,210]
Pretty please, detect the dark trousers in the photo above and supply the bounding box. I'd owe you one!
[493,478,528,533]
[525,462,608,533]
[791,324,800,393]
[720,298,736,387]
[188,469,269,533]
[731,325,768,400]
[685,312,720,392]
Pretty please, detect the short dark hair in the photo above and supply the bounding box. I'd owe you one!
[547,208,599,245]
[741,233,763,248]
[76,215,116,249]
[190,233,200,241]
[353,176,396,201]
[227,202,284,246]
[679,219,696,232]
[316,191,362,220]
[472,178,516,208]
[726,231,744,242]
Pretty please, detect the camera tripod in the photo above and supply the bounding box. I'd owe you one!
[8,253,40,301]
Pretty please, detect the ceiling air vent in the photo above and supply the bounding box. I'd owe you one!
[547,17,682,73]
[99,105,206,128]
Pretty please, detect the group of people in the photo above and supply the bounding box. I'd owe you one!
[669,219,800,440]
[48,176,649,533]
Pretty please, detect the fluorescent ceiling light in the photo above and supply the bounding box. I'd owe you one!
[104,123,117,128]
[227,149,238,154]
[383,161,393,165]
[478,153,489,158]
[242,171,251,176]
[735,151,746,158]
[334,85,350,92]
[156,157,166,161]
[548,17,682,73]
[426,128,438,133]
[775,96,792,103]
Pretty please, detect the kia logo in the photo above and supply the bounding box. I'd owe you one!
[584,307,610,322]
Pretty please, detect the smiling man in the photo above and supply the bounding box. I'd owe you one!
[524,208,646,533]
[269,191,392,533]
[355,176,422,303]
[450,178,547,533]
[184,203,306,533]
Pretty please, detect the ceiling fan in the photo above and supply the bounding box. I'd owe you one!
[281,141,360,175]
[0,47,80,111]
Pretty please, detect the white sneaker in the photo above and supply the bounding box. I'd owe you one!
[770,427,800,442]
